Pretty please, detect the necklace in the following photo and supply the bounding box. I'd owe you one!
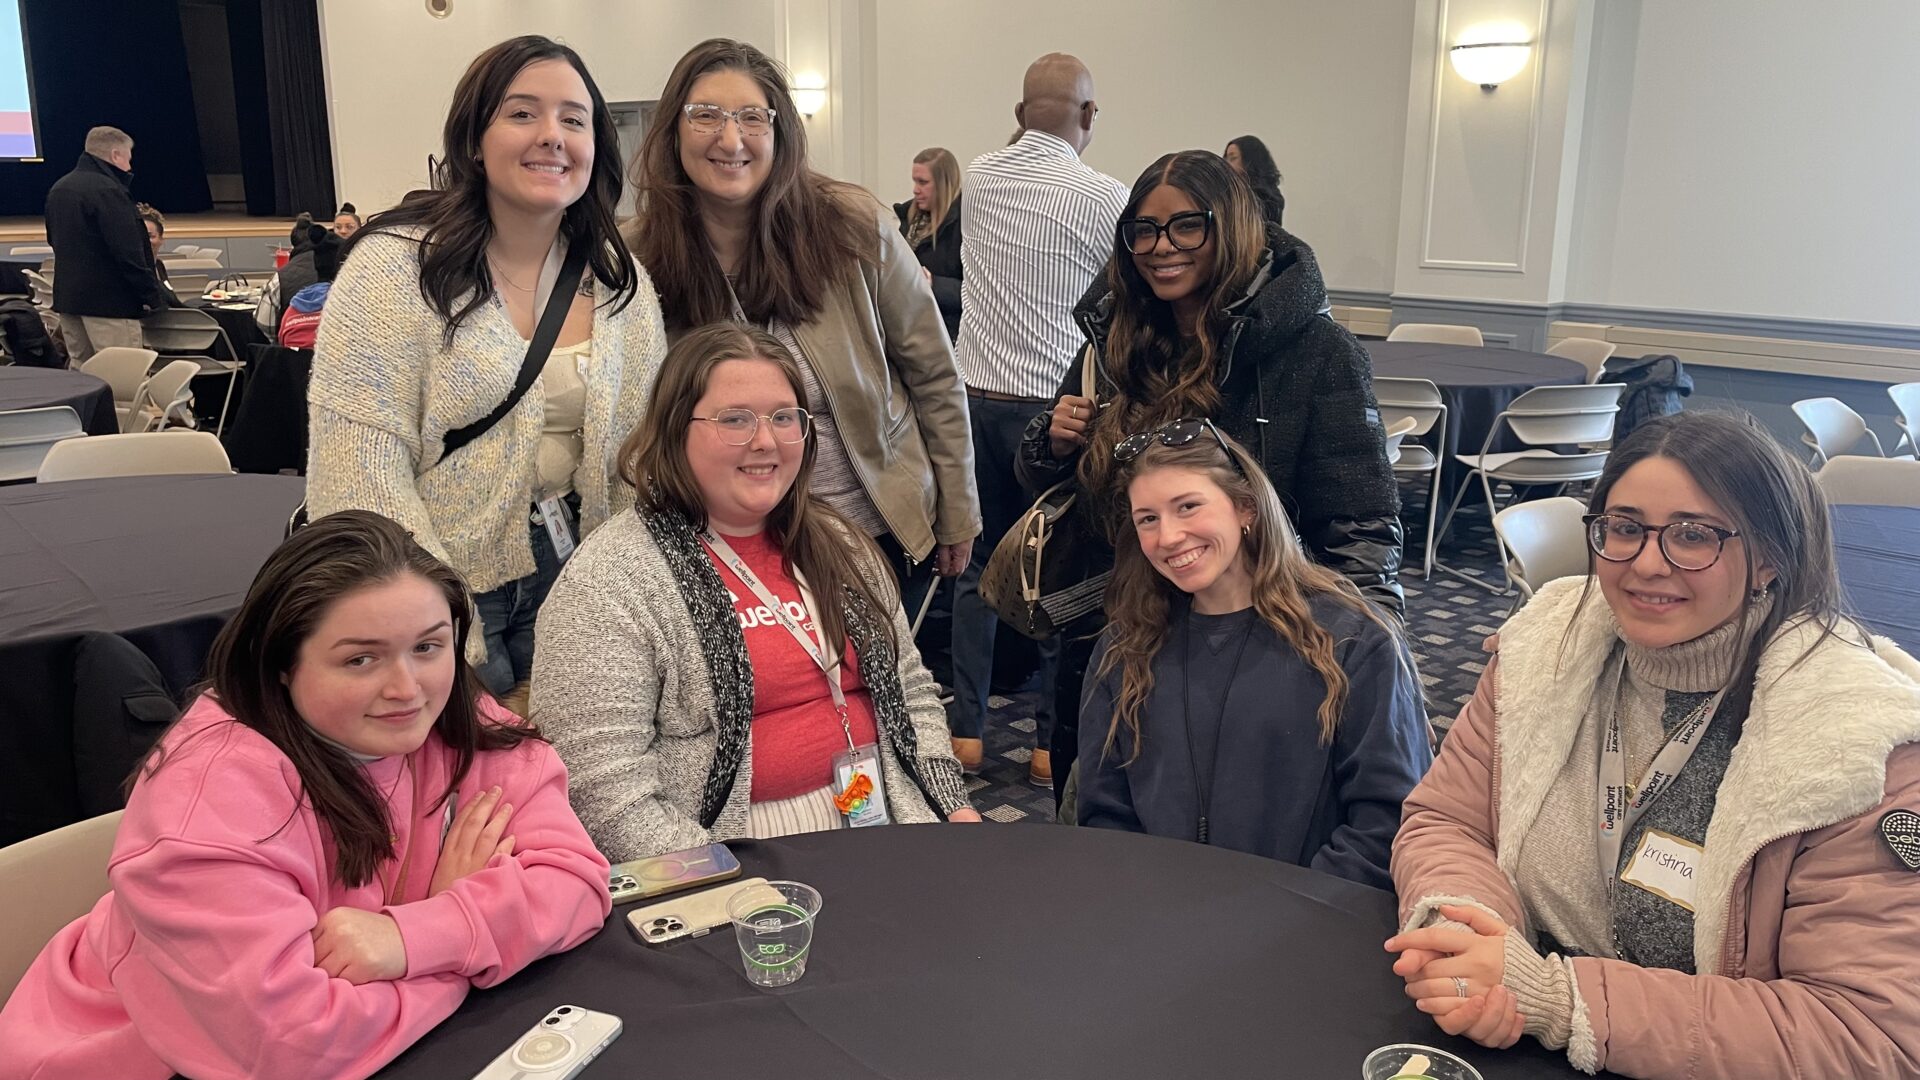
[488,258,534,293]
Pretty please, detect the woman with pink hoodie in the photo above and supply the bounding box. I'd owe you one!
[1386,411,1920,1079]
[0,510,612,1080]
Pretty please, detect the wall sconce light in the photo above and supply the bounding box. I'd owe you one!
[791,75,828,119]
[1449,41,1531,91]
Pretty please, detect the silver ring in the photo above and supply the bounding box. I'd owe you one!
[1452,976,1469,999]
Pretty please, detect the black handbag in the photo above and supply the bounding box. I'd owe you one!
[287,244,587,537]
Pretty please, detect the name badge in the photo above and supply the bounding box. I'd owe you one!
[1619,828,1703,911]
[831,744,891,828]
[537,495,575,562]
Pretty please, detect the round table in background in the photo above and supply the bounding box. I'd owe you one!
[375,826,1610,1080]
[0,366,118,436]
[0,473,305,845]
[1832,503,1920,656]
[187,299,269,362]
[1365,342,1590,492]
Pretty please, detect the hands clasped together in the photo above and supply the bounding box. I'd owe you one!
[1384,904,1526,1050]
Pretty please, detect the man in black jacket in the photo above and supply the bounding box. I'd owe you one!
[45,126,171,364]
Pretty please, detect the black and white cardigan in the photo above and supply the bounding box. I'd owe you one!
[530,504,972,863]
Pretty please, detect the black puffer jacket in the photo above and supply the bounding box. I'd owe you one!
[893,196,962,343]
[1018,227,1405,616]
[44,153,172,319]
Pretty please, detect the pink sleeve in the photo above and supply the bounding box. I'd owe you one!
[1390,659,1529,930]
[108,835,469,1080]
[1571,760,1920,1079]
[384,741,612,987]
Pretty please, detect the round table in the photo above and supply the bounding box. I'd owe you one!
[1365,342,1589,491]
[187,299,269,362]
[0,473,305,845]
[1833,503,1920,656]
[0,366,118,436]
[375,826,1608,1079]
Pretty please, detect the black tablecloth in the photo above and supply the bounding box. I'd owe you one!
[377,826,1607,1080]
[1365,342,1588,494]
[187,299,269,363]
[0,366,117,436]
[1833,504,1920,656]
[0,473,304,844]
[222,344,311,473]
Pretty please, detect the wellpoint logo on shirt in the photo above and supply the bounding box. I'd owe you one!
[728,588,813,632]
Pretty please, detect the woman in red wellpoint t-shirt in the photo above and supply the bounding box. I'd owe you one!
[530,322,979,863]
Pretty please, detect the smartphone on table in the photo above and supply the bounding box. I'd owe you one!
[471,1005,620,1079]
[607,841,741,905]
[625,877,785,945]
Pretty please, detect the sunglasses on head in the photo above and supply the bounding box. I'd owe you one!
[1113,418,1246,475]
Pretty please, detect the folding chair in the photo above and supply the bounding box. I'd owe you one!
[141,308,242,436]
[1792,397,1884,467]
[1546,337,1617,384]
[36,430,232,481]
[0,406,85,482]
[1387,323,1484,346]
[1373,376,1447,578]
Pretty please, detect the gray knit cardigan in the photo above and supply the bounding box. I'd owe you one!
[529,504,973,862]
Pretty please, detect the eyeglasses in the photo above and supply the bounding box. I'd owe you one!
[691,407,812,445]
[1116,210,1214,256]
[682,103,777,137]
[1113,418,1244,475]
[1582,513,1741,571]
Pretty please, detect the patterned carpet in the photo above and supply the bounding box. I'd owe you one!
[918,496,1523,825]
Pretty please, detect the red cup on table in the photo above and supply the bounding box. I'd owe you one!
[273,247,290,269]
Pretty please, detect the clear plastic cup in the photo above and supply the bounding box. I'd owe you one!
[1361,1043,1486,1080]
[727,880,823,988]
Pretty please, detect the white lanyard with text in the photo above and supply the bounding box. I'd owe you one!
[702,529,890,826]
[1596,650,1727,885]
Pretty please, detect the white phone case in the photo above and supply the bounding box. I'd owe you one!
[625,877,785,945]
[471,1005,621,1080]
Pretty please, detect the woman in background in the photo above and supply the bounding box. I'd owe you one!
[1224,135,1284,227]
[894,146,963,343]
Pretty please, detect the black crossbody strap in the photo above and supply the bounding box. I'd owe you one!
[435,242,589,466]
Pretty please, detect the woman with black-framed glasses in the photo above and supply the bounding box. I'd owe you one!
[1387,410,1920,1076]
[1015,149,1403,802]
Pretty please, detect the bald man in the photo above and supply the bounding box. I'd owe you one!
[949,53,1129,793]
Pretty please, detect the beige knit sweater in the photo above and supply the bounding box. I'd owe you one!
[306,229,666,606]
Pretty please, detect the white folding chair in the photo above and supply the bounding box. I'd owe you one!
[1888,383,1920,459]
[141,308,242,435]
[157,255,223,269]
[1814,455,1920,508]
[1387,323,1485,347]
[79,346,159,431]
[166,272,214,301]
[1433,382,1625,593]
[0,810,122,1000]
[1792,397,1884,467]
[1546,337,1617,384]
[8,244,52,257]
[166,244,202,257]
[0,406,85,483]
[36,430,231,481]
[1492,496,1591,612]
[23,269,53,309]
[1374,376,1448,578]
[127,359,201,432]
[1382,415,1418,464]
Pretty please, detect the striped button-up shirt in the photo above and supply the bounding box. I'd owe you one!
[957,131,1129,399]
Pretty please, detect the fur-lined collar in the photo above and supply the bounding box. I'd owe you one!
[1493,577,1920,970]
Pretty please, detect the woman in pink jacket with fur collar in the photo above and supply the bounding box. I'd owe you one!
[1387,411,1920,1079]
[0,511,612,1080]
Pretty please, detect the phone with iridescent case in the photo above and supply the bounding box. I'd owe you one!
[607,842,741,905]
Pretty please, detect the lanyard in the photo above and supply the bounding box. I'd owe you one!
[1596,650,1726,882]
[1181,608,1258,846]
[703,529,857,756]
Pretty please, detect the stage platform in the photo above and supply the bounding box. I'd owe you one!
[0,211,298,242]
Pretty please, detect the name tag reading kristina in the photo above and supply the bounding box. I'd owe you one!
[1619,828,1703,911]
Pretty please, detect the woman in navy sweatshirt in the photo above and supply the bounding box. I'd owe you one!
[1077,421,1431,888]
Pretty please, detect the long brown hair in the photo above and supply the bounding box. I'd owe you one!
[619,322,897,659]
[1570,410,1857,729]
[625,38,872,330]
[143,511,538,889]
[1096,433,1405,763]
[905,147,960,249]
[1076,151,1268,530]
[349,35,639,341]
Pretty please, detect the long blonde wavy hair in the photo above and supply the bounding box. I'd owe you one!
[1095,432,1405,764]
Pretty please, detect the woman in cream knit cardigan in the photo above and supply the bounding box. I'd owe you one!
[308,36,665,697]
